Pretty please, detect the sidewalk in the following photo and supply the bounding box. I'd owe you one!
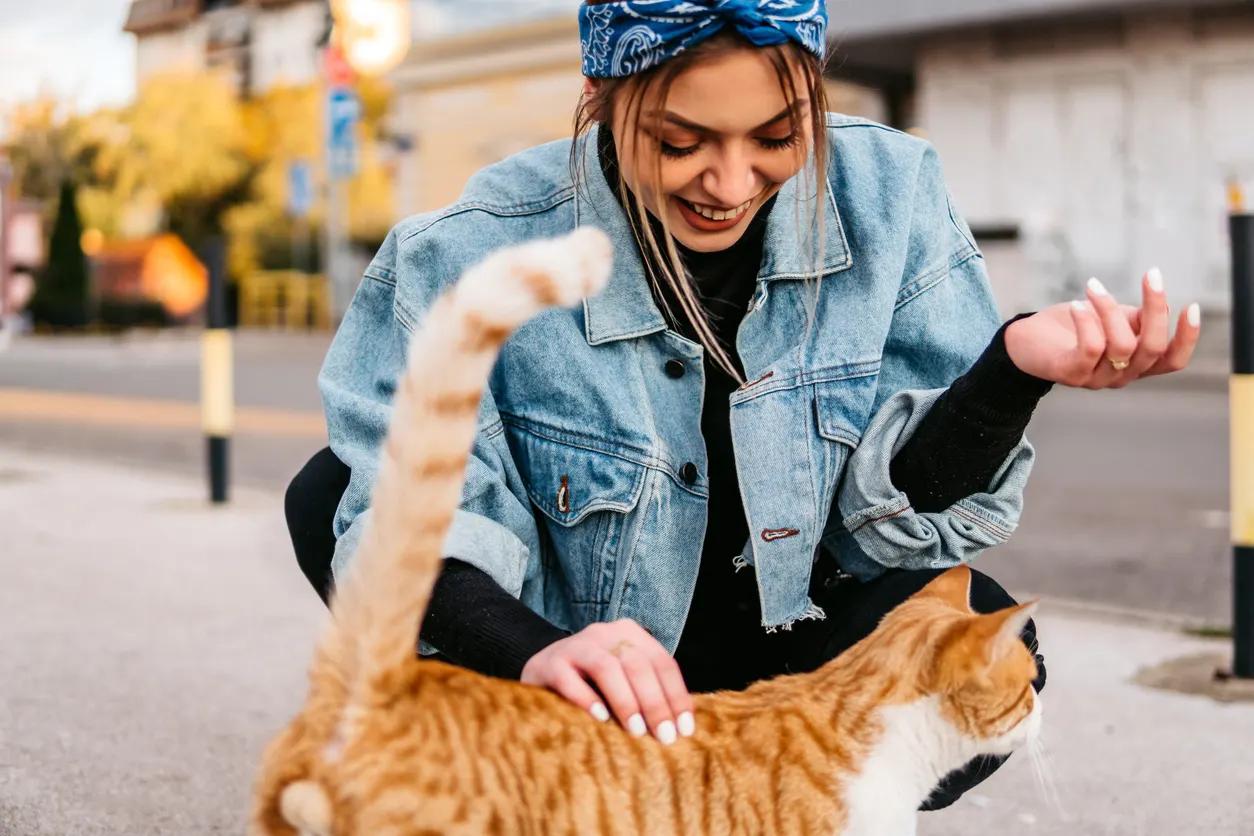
[1,449,1250,836]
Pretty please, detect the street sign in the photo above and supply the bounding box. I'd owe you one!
[287,160,314,218]
[327,86,361,181]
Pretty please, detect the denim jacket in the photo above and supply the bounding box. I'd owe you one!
[320,115,1035,654]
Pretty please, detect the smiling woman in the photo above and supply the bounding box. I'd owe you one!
[282,0,1202,826]
[573,2,830,378]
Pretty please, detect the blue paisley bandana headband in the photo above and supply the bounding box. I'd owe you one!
[580,0,828,79]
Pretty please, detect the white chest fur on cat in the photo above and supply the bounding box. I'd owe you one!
[841,694,1043,836]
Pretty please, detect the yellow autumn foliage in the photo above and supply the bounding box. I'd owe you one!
[4,71,398,281]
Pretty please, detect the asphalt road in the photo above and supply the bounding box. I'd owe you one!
[0,331,1234,625]
[6,449,1247,836]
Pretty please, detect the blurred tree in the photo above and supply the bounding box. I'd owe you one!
[4,97,112,212]
[226,77,396,277]
[98,73,256,252]
[28,181,90,328]
[4,73,398,286]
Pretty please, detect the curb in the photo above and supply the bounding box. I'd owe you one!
[1017,592,1224,635]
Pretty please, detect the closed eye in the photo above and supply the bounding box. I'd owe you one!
[759,134,800,151]
[660,140,700,159]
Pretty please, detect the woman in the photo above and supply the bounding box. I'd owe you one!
[287,0,1199,813]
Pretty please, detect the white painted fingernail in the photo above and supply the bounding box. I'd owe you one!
[677,712,696,738]
[591,703,610,723]
[1071,300,1089,313]
[1147,267,1164,293]
[657,721,677,746]
[627,714,648,737]
[1188,303,1201,327]
[1087,277,1110,297]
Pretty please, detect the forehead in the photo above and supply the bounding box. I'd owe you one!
[654,48,807,134]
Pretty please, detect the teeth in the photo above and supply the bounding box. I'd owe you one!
[689,199,753,222]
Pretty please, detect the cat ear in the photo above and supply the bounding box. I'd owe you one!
[916,565,974,612]
[971,600,1040,665]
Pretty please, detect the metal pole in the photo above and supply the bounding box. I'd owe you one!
[330,177,352,322]
[1231,212,1254,678]
[201,237,233,504]
[0,157,13,328]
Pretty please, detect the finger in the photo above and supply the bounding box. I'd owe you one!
[576,646,645,736]
[617,646,678,744]
[547,660,612,723]
[1146,303,1201,377]
[1127,268,1170,378]
[1067,300,1107,386]
[1085,278,1137,384]
[651,655,696,738]
[617,622,696,737]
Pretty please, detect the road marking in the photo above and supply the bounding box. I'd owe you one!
[0,388,326,440]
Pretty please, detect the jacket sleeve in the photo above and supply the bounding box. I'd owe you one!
[831,144,1037,579]
[319,227,541,602]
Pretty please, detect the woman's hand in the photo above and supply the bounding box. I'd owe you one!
[1004,268,1201,389]
[520,619,695,745]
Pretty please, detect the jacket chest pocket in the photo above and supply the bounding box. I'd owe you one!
[505,424,647,619]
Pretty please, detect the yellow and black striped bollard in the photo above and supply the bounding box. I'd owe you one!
[201,237,233,504]
[1231,210,1254,678]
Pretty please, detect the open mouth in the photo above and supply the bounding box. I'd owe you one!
[680,198,753,222]
[675,195,758,232]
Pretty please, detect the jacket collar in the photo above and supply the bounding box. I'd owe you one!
[575,125,853,346]
[759,152,853,281]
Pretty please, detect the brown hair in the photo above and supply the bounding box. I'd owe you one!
[572,7,830,380]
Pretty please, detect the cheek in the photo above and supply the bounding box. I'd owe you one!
[761,152,807,184]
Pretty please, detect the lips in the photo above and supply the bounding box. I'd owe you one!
[675,195,759,232]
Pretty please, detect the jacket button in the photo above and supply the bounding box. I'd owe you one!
[665,359,686,379]
[680,462,699,485]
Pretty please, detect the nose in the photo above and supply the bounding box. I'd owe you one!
[700,143,760,209]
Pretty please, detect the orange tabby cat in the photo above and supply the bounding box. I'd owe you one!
[251,227,1043,836]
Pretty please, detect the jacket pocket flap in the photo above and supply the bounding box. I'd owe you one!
[509,428,647,527]
[813,369,879,447]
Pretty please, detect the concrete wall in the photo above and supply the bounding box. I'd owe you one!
[390,18,585,218]
[135,23,208,84]
[251,1,324,92]
[916,8,1254,313]
[134,0,323,95]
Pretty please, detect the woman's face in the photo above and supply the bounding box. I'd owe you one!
[604,46,813,253]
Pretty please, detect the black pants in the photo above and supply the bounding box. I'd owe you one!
[284,447,1046,812]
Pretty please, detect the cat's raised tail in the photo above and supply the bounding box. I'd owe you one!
[333,227,613,718]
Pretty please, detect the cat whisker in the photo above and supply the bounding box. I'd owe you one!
[1027,736,1065,817]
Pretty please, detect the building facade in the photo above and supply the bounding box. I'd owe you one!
[834,0,1254,313]
[124,0,328,97]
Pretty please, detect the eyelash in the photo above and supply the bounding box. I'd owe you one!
[659,133,801,159]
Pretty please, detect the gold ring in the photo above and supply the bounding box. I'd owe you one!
[1108,357,1131,372]
[609,640,633,658]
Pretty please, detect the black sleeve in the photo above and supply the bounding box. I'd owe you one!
[889,315,1054,514]
[420,559,571,680]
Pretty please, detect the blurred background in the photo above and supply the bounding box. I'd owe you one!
[0,0,1248,618]
[0,3,1252,834]
[0,0,1248,622]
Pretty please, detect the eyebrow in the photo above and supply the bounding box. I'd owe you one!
[647,102,808,135]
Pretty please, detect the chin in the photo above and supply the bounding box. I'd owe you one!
[673,231,744,252]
